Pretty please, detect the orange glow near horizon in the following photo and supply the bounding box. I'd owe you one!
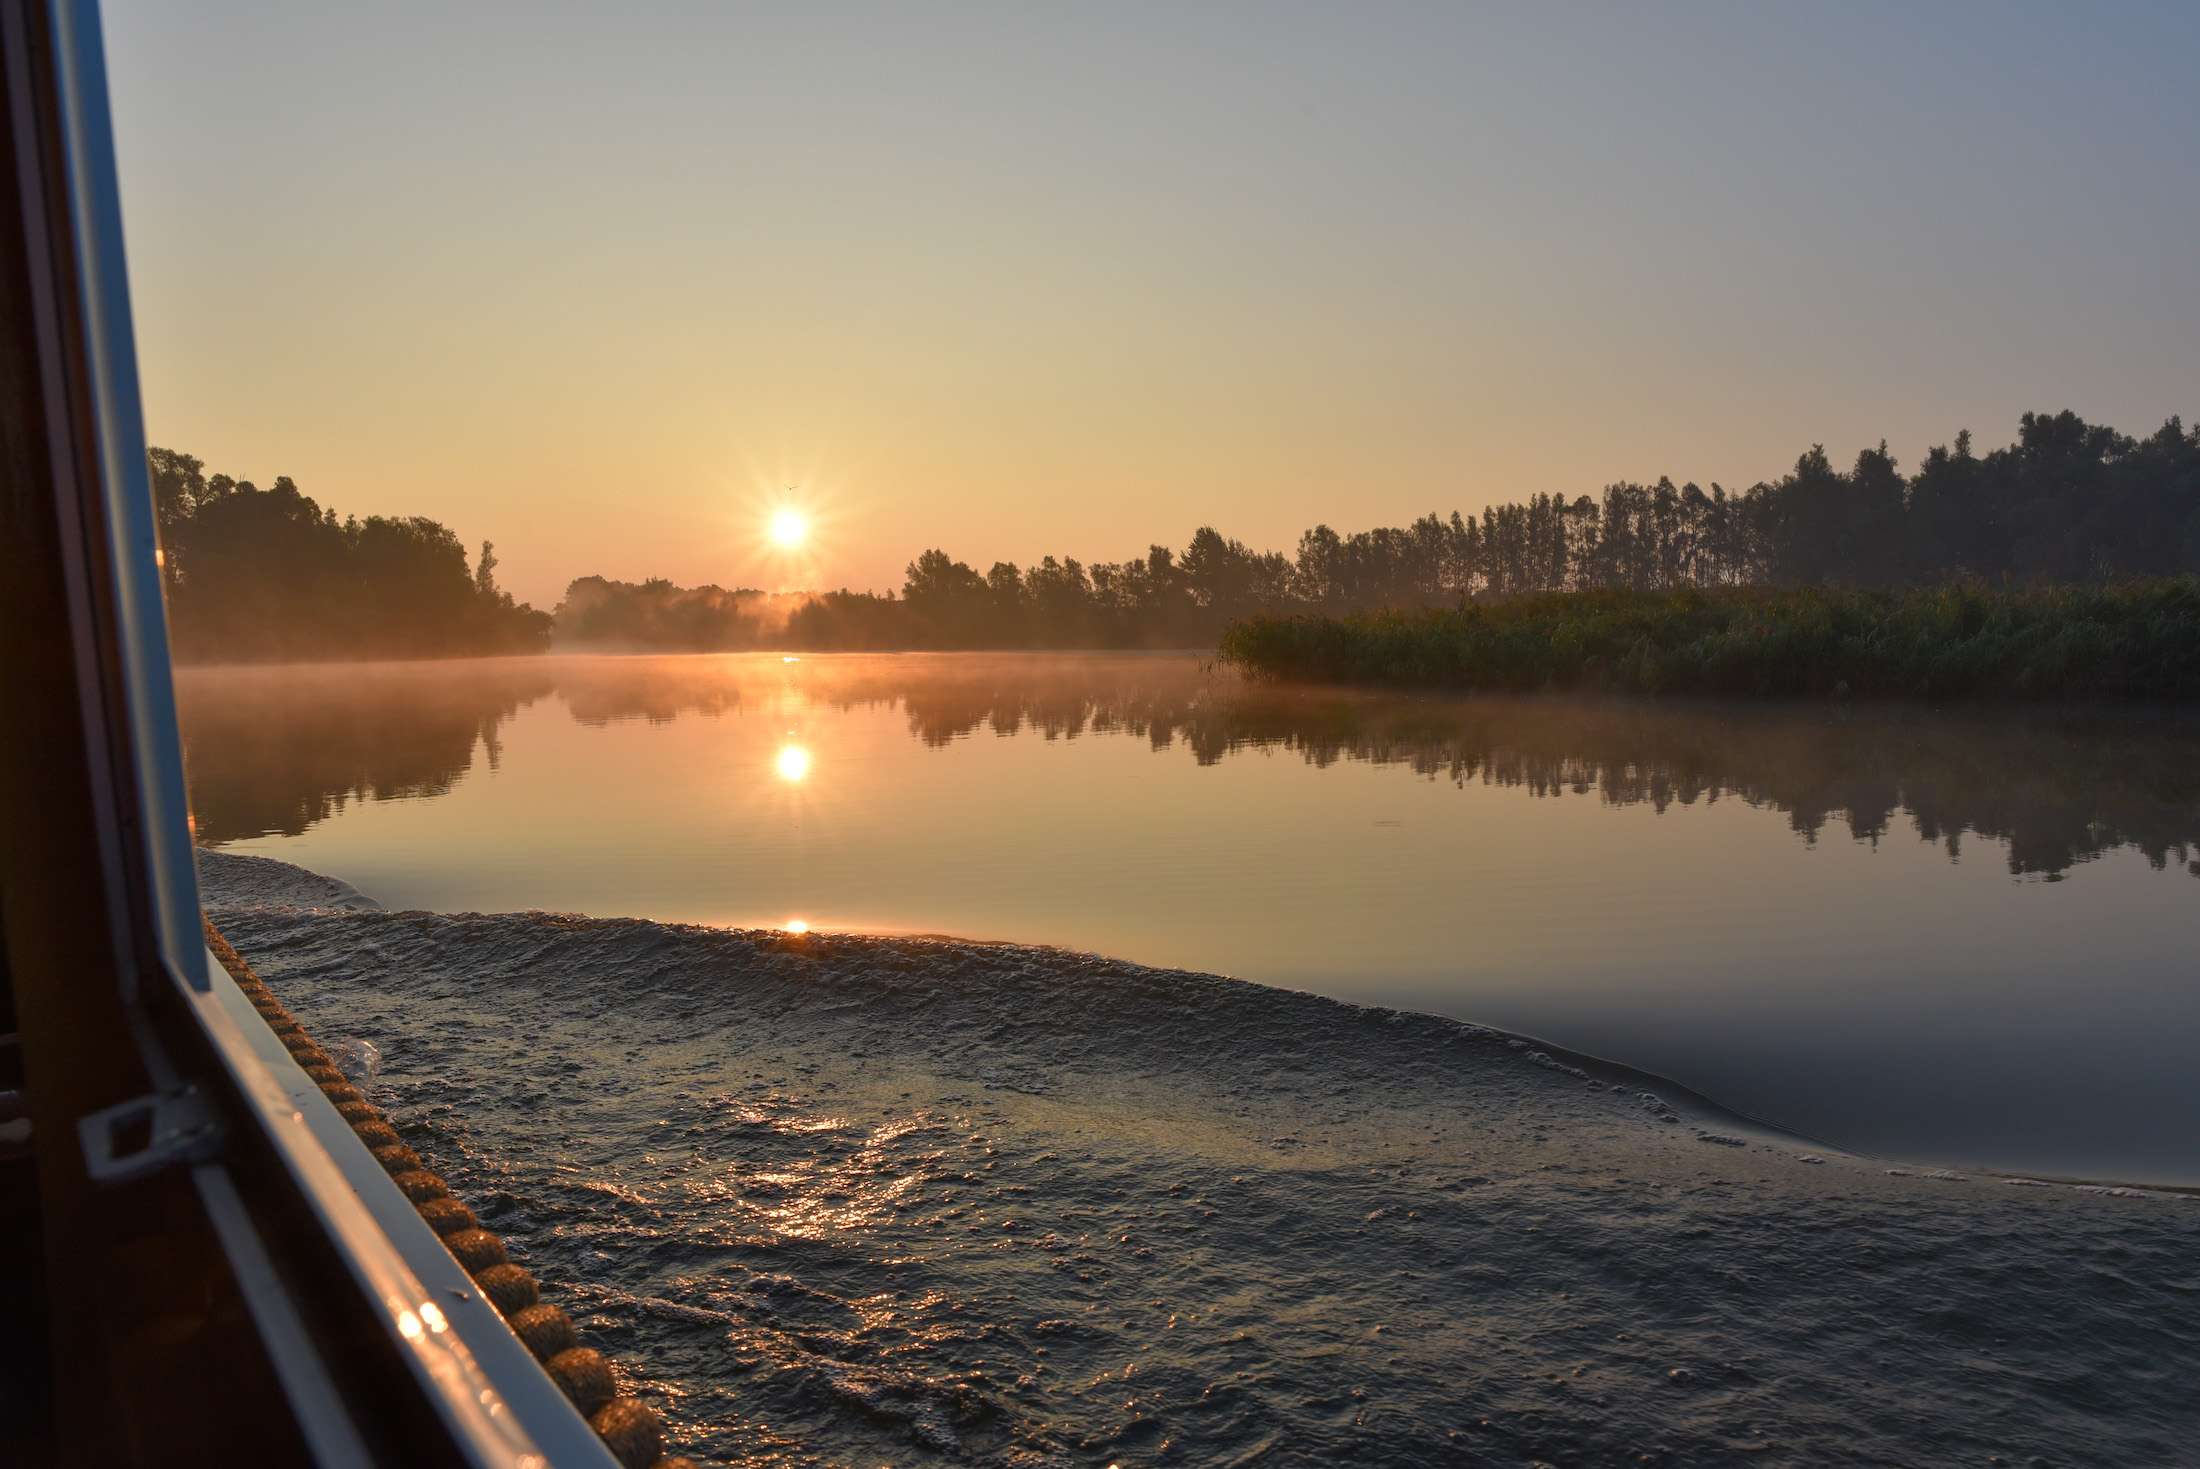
[107,10,2199,612]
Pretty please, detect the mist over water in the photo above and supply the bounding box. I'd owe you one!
[179,653,2200,1183]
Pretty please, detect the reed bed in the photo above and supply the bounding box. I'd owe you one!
[1216,579,2200,699]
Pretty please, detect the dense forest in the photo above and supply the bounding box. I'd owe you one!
[152,448,552,663]
[574,410,2199,651]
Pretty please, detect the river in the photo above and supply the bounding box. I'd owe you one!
[179,651,2200,1185]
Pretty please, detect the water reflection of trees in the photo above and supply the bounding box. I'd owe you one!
[177,661,556,842]
[179,654,2200,879]
[1217,696,2200,879]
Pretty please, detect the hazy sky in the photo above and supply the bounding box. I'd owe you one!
[104,2,2200,607]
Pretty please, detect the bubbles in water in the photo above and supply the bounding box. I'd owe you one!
[333,1036,382,1086]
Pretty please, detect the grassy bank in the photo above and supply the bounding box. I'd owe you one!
[1216,580,2200,699]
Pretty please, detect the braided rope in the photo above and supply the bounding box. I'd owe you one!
[206,920,696,1469]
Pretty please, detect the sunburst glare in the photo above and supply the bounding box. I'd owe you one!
[776,745,811,782]
[731,458,846,593]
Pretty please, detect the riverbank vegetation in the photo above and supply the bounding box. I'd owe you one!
[157,409,2199,663]
[1217,579,2200,699]
[557,410,2200,652]
[152,448,552,662]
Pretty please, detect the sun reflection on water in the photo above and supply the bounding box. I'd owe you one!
[684,1106,935,1242]
[775,745,811,781]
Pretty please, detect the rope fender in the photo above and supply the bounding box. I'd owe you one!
[206,920,697,1469]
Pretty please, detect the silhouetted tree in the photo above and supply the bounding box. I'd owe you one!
[194,411,2191,656]
[152,448,552,662]
[677,412,2200,649]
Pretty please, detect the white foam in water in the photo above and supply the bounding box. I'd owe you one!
[332,1036,382,1086]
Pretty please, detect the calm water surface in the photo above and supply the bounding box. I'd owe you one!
[179,652,2200,1184]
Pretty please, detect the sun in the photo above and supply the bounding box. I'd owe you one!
[769,510,808,547]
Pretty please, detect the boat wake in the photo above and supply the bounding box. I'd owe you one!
[201,852,2198,1468]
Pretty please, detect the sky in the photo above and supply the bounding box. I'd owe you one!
[103,2,2200,608]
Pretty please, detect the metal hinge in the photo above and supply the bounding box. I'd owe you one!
[78,1083,228,1185]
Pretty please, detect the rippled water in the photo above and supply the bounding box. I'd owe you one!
[205,894,2200,1469]
[179,653,2200,1182]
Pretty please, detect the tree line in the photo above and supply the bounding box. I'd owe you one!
[153,409,2200,660]
[737,409,2200,650]
[554,576,812,651]
[151,448,552,662]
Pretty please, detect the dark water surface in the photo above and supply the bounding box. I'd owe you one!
[180,653,2200,1184]
[209,899,2200,1469]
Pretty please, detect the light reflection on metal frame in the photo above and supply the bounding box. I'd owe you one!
[187,949,562,1468]
[195,937,623,1468]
